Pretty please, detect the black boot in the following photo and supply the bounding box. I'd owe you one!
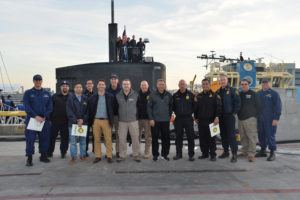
[198,154,209,159]
[230,154,237,163]
[267,150,276,161]
[218,151,229,159]
[255,149,267,157]
[26,156,33,167]
[40,153,50,163]
[173,154,182,160]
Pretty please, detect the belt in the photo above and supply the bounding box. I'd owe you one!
[96,118,108,120]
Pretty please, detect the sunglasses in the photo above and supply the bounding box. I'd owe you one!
[240,83,249,86]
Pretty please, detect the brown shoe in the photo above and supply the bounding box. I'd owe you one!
[143,153,151,159]
[238,153,247,157]
[70,157,76,164]
[80,157,89,163]
[93,157,101,163]
[248,156,255,162]
[107,157,113,163]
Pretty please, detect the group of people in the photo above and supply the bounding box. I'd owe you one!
[0,89,16,111]
[116,35,145,62]
[22,73,282,167]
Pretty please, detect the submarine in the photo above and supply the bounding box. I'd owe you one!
[55,0,166,92]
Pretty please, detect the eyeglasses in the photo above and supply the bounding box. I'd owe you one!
[240,84,248,86]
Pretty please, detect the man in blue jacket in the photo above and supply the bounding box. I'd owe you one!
[66,83,89,164]
[256,78,282,161]
[23,74,53,166]
[216,75,241,163]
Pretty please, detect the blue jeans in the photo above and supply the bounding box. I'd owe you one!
[69,127,86,158]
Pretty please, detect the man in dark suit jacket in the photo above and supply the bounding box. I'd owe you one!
[88,79,115,163]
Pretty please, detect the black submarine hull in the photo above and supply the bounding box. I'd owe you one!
[56,62,166,92]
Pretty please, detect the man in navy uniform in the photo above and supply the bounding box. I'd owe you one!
[216,74,241,163]
[256,78,282,161]
[23,74,53,166]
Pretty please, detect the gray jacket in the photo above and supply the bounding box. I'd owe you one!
[147,90,173,122]
[116,89,138,122]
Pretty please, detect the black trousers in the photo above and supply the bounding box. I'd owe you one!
[174,117,195,157]
[86,125,94,152]
[151,121,170,158]
[198,121,216,157]
[219,114,238,154]
[48,122,69,155]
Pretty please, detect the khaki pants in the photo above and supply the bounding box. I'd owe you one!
[93,119,112,158]
[118,121,140,158]
[113,115,119,153]
[138,119,152,154]
[238,117,257,157]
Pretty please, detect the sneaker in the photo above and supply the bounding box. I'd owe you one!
[173,155,182,160]
[143,153,151,159]
[80,157,89,163]
[218,152,230,159]
[161,156,170,161]
[248,156,255,162]
[70,157,76,164]
[153,156,158,161]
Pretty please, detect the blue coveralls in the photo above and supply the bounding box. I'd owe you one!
[23,88,53,156]
[216,85,241,154]
[257,88,282,151]
[4,99,14,111]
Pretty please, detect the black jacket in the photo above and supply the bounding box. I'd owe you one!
[84,89,94,98]
[172,89,195,119]
[194,90,222,123]
[66,94,89,127]
[137,89,151,119]
[238,90,262,120]
[50,93,69,125]
[106,84,121,115]
[87,92,115,127]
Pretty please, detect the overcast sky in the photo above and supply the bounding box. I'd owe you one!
[0,0,299,91]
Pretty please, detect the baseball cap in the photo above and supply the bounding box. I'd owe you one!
[110,73,118,79]
[33,74,42,80]
[261,78,270,83]
[60,80,70,86]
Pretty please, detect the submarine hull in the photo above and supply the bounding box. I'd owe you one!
[56,62,166,92]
